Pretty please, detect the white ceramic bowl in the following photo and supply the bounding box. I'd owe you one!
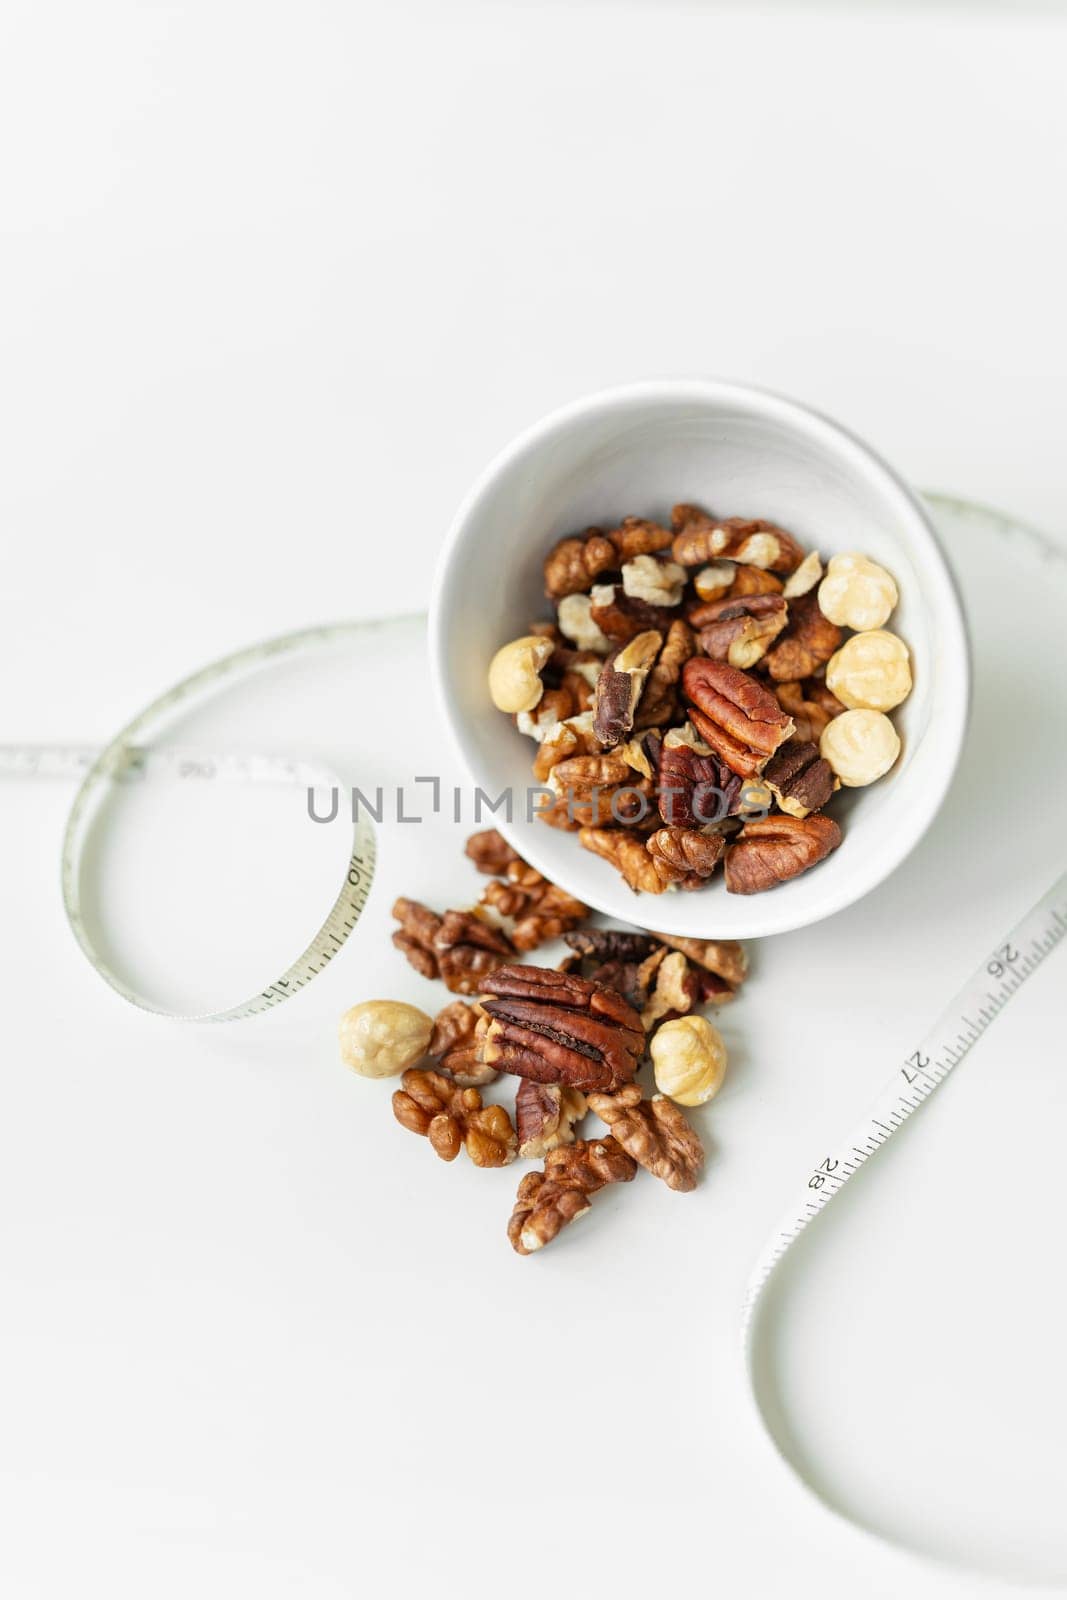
[430,380,969,938]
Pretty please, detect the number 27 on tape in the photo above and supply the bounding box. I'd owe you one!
[900,1049,930,1084]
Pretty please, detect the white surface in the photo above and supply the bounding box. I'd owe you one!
[2,504,1066,1600]
[431,378,968,937]
[3,5,1067,1597]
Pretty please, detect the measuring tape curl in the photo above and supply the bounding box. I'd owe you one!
[742,870,1067,1529]
[56,617,420,1022]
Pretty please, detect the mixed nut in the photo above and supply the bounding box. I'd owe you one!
[339,829,746,1254]
[488,506,914,895]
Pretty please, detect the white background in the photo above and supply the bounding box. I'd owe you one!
[2,5,1067,1598]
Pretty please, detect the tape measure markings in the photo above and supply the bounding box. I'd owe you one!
[47,618,419,1023]
[743,871,1067,1326]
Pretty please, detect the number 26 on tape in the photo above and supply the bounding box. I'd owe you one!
[987,943,1019,979]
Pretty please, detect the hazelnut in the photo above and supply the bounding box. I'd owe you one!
[818,553,899,631]
[621,554,687,607]
[339,1000,433,1078]
[819,708,901,787]
[783,550,824,599]
[650,1014,727,1107]
[826,629,912,711]
[488,635,554,714]
[557,592,612,654]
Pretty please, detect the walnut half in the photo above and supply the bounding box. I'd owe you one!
[670,505,805,574]
[696,593,788,670]
[392,1069,517,1167]
[586,1085,704,1192]
[428,1000,497,1087]
[724,813,842,894]
[682,657,795,778]
[507,1137,637,1254]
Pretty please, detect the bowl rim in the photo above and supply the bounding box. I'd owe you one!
[428,377,971,939]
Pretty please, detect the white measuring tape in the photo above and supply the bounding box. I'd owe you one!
[742,869,1067,1509]
[34,619,422,1021]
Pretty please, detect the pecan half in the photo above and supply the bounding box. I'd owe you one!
[392,1068,517,1167]
[507,1137,637,1254]
[563,929,661,964]
[479,965,644,1091]
[546,753,653,829]
[724,813,842,894]
[589,584,678,644]
[696,593,789,670]
[657,729,744,825]
[592,630,662,747]
[773,678,846,743]
[762,740,837,818]
[433,909,516,994]
[586,1085,704,1192]
[515,1080,588,1160]
[682,658,795,778]
[562,931,667,1011]
[763,592,842,682]
[548,751,632,797]
[670,505,804,574]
